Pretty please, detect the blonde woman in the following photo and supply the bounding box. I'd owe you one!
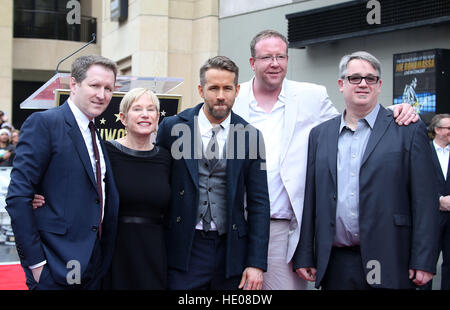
[103,87,171,289]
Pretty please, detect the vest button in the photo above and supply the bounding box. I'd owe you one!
[176,216,182,223]
[232,224,237,230]
[179,189,184,196]
[91,226,98,232]
[96,198,100,204]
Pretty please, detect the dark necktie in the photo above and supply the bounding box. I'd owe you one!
[203,125,221,232]
[205,125,221,167]
[88,121,103,238]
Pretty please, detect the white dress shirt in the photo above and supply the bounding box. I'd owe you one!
[247,83,294,220]
[195,105,231,231]
[433,140,450,180]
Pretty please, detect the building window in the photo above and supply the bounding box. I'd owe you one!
[14,0,97,43]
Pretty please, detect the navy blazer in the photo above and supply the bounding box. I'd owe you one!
[430,140,450,197]
[156,103,270,278]
[6,102,119,285]
[293,105,440,289]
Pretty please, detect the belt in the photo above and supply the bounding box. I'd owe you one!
[333,245,361,252]
[118,215,163,225]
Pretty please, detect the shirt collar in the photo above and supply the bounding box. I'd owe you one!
[248,76,287,109]
[198,104,231,136]
[340,104,380,133]
[433,140,450,152]
[67,98,92,131]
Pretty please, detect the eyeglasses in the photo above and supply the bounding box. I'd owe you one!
[438,126,450,130]
[253,55,288,63]
[346,75,380,85]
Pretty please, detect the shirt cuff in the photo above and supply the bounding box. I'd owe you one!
[29,260,47,269]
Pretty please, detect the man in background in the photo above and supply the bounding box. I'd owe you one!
[429,113,450,290]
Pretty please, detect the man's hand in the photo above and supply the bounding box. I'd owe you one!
[440,196,450,211]
[393,103,419,126]
[296,267,317,282]
[409,269,433,286]
[31,265,44,283]
[32,194,45,209]
[239,267,264,290]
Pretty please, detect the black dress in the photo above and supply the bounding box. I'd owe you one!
[104,140,171,290]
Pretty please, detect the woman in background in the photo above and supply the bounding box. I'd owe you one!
[0,128,15,166]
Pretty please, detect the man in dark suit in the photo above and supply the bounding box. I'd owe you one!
[429,114,450,290]
[6,55,119,290]
[293,51,439,290]
[156,56,270,290]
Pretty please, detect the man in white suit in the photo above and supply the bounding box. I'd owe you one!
[232,29,418,290]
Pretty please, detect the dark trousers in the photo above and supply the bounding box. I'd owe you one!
[321,246,373,290]
[439,211,450,290]
[24,237,103,290]
[168,230,241,290]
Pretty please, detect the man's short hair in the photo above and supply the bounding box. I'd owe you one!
[71,55,118,83]
[339,51,382,79]
[429,113,450,136]
[199,56,239,86]
[250,29,289,57]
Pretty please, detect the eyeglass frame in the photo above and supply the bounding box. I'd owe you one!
[345,75,380,85]
[253,54,288,63]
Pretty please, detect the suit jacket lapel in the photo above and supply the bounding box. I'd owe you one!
[446,149,450,183]
[361,106,392,167]
[280,92,299,164]
[178,104,201,188]
[327,117,340,188]
[226,112,244,202]
[63,102,97,189]
[430,141,446,182]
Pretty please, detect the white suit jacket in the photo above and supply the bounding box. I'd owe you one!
[232,78,339,263]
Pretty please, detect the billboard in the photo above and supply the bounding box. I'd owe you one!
[393,49,450,125]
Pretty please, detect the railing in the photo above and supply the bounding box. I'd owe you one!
[14,9,96,43]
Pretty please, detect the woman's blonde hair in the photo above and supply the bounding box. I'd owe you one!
[119,88,160,119]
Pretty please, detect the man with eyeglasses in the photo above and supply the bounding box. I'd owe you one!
[293,51,439,290]
[232,30,418,290]
[429,114,450,290]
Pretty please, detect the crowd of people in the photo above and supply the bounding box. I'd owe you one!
[4,29,449,291]
[0,111,19,167]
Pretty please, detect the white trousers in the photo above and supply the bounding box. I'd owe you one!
[262,219,308,290]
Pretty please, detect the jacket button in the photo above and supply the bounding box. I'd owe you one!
[232,224,237,230]
[176,216,182,223]
[91,226,98,232]
[96,198,100,204]
[179,189,184,196]
[333,194,337,201]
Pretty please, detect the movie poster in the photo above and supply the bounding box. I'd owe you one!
[393,50,436,121]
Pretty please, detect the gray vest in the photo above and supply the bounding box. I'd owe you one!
[197,144,228,235]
